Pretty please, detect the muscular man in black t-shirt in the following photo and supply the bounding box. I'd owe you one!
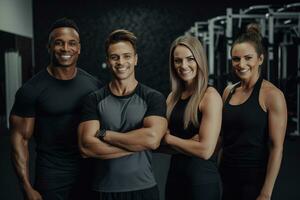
[10,18,101,200]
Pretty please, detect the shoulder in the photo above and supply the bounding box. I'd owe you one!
[138,83,166,101]
[204,87,222,101]
[77,68,104,87]
[222,82,239,101]
[166,92,173,104]
[88,84,109,100]
[16,69,49,97]
[199,87,222,111]
[23,69,48,87]
[261,80,286,110]
[261,80,283,97]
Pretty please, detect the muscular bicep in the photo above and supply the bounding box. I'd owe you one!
[10,115,35,140]
[198,90,222,152]
[78,120,100,149]
[267,90,287,147]
[143,116,168,138]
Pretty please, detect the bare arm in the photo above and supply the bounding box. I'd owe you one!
[164,88,223,160]
[257,89,287,200]
[10,115,42,200]
[103,116,168,152]
[78,120,133,159]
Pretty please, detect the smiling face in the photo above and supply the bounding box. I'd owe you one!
[231,42,263,81]
[107,41,137,81]
[173,45,198,85]
[48,27,80,68]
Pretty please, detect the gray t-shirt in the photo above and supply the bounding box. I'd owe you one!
[81,83,166,192]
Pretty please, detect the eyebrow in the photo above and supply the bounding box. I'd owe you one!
[232,54,254,57]
[53,38,79,42]
[174,55,194,59]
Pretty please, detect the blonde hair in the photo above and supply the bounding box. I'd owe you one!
[167,35,208,129]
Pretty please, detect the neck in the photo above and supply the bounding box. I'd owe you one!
[47,65,77,80]
[184,81,195,93]
[109,78,138,96]
[240,74,260,91]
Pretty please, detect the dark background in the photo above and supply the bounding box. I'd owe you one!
[33,0,289,95]
[1,0,300,199]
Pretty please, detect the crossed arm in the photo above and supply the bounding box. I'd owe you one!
[78,120,133,159]
[78,116,168,159]
[163,88,223,160]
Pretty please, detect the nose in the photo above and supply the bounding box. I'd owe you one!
[62,43,69,51]
[117,57,126,65]
[181,59,189,69]
[238,58,247,68]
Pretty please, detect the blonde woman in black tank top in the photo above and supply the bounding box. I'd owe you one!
[161,35,222,200]
[220,24,287,200]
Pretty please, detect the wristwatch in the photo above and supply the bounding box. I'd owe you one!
[95,128,107,141]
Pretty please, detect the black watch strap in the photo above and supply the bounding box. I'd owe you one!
[95,128,107,141]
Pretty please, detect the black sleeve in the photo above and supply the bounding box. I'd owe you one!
[80,92,100,122]
[10,85,37,117]
[145,91,167,118]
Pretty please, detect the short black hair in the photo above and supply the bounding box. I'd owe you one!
[48,17,79,36]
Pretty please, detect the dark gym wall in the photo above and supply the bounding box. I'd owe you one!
[33,0,290,96]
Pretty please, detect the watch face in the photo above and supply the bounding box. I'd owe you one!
[99,129,107,138]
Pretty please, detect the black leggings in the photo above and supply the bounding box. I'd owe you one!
[220,166,266,200]
[165,179,221,200]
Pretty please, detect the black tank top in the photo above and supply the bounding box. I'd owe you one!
[168,97,220,184]
[221,77,269,168]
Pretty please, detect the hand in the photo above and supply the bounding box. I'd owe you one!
[163,130,171,144]
[256,193,271,200]
[190,133,199,142]
[25,187,43,200]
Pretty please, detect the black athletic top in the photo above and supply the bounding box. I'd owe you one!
[81,83,166,192]
[168,96,220,184]
[11,68,102,190]
[221,77,269,168]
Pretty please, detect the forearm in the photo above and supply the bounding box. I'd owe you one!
[81,139,132,159]
[104,128,160,152]
[11,137,32,189]
[260,147,283,198]
[166,134,212,159]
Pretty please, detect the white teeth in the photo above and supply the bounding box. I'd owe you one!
[238,68,249,73]
[181,70,191,74]
[117,67,127,72]
[61,55,71,59]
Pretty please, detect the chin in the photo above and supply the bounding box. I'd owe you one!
[114,74,129,80]
[54,63,73,68]
[181,76,195,82]
[237,75,250,81]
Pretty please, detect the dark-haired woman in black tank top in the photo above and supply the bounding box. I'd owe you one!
[161,35,222,200]
[220,25,287,200]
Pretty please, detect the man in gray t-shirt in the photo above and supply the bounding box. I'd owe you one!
[78,29,167,200]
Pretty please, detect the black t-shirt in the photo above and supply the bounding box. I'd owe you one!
[11,68,102,190]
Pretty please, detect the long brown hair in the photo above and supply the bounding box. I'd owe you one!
[167,35,208,129]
